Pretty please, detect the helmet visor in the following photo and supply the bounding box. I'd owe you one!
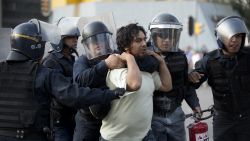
[216,16,249,46]
[29,19,61,47]
[57,17,81,37]
[151,28,181,52]
[83,33,115,60]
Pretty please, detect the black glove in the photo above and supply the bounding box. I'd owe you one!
[112,88,126,99]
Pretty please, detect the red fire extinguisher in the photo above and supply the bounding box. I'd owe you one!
[187,121,209,141]
[185,106,214,141]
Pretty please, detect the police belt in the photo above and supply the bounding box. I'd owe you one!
[0,128,46,140]
[153,105,180,117]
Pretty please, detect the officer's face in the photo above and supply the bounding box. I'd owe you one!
[155,34,174,52]
[87,41,109,58]
[224,33,243,55]
[64,36,78,49]
[128,31,147,57]
[88,42,103,57]
[85,34,112,58]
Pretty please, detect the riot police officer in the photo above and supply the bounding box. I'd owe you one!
[73,21,122,141]
[148,13,201,141]
[0,19,125,141]
[189,16,250,141]
[42,17,80,141]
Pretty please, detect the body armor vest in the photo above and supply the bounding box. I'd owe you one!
[207,49,250,113]
[0,61,38,128]
[154,52,188,113]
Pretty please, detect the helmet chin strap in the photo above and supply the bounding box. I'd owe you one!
[70,48,79,57]
[63,43,79,57]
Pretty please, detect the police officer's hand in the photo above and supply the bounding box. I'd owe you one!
[111,88,126,99]
[120,52,134,62]
[146,50,164,63]
[105,54,124,70]
[188,71,204,83]
[193,106,202,119]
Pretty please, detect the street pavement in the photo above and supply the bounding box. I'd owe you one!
[182,84,214,141]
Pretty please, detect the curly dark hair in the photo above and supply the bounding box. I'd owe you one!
[116,23,146,52]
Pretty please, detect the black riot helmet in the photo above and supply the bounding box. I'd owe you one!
[149,13,183,52]
[81,21,115,60]
[7,19,61,61]
[215,16,249,49]
[7,22,43,61]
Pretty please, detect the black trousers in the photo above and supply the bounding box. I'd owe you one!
[213,110,250,141]
[73,111,101,141]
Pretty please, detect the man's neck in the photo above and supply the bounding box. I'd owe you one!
[222,49,237,57]
[62,48,71,59]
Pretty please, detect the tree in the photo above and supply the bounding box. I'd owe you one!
[211,0,250,28]
[230,0,250,28]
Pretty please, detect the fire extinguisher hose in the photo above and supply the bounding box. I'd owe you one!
[185,105,214,121]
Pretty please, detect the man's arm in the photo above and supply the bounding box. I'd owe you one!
[120,52,142,91]
[184,86,201,116]
[73,55,108,87]
[148,51,172,92]
[73,55,123,87]
[37,67,125,109]
[188,55,209,89]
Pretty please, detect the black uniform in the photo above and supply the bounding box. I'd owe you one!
[0,60,123,141]
[43,51,75,77]
[191,48,250,141]
[73,55,109,141]
[42,50,76,141]
[152,51,200,141]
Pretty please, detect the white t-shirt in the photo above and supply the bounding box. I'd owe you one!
[100,68,162,141]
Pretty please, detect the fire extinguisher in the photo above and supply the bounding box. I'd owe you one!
[187,121,208,141]
[185,106,214,141]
